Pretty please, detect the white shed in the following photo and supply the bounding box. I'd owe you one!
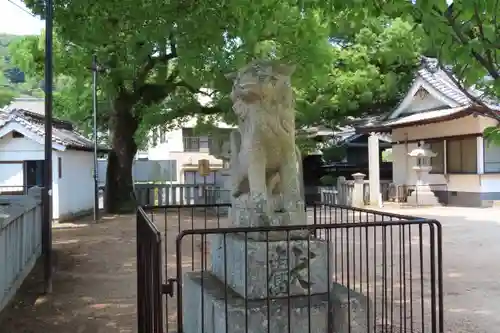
[0,107,106,220]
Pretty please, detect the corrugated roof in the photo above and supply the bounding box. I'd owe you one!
[0,108,108,152]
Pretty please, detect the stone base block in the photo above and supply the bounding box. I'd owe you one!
[182,271,373,333]
[211,233,331,299]
[407,187,441,206]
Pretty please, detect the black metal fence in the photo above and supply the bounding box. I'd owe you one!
[136,207,163,333]
[137,203,443,333]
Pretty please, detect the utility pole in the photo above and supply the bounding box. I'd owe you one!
[91,54,99,222]
[43,0,54,294]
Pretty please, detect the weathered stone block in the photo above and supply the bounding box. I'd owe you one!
[210,233,331,299]
[182,271,373,333]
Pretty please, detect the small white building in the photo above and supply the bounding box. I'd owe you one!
[137,117,236,186]
[357,58,500,207]
[0,107,104,220]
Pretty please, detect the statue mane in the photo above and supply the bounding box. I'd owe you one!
[227,60,296,137]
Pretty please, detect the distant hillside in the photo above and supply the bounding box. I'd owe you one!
[0,34,43,107]
[0,34,22,58]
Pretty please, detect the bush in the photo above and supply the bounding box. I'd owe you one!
[320,175,336,186]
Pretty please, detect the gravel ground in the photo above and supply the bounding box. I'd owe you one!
[381,206,500,333]
[1,206,499,333]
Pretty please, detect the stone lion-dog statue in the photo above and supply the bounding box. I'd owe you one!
[225,59,305,216]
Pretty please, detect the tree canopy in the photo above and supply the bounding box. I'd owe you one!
[329,0,500,140]
[14,0,424,211]
[0,33,44,108]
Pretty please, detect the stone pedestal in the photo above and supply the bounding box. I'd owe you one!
[183,271,371,333]
[210,234,330,299]
[407,142,442,206]
[406,184,441,206]
[351,173,365,208]
[182,206,373,332]
[182,60,373,333]
[183,242,373,333]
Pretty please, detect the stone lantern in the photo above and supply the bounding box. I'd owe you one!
[406,141,441,206]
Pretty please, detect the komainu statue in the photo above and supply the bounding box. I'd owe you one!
[225,59,304,219]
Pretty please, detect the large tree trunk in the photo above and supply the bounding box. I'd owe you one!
[105,95,139,213]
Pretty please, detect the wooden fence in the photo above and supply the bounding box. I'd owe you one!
[0,193,42,312]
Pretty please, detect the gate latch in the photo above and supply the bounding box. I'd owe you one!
[162,278,176,297]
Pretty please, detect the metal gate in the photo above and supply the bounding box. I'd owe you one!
[137,203,443,333]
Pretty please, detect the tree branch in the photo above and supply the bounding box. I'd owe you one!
[134,52,177,89]
[133,33,178,92]
[174,80,215,97]
[439,5,500,80]
[439,61,500,122]
[473,3,496,67]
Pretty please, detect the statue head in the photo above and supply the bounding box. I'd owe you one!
[225,60,296,109]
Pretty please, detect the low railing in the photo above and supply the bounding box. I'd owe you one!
[135,182,419,209]
[0,185,30,195]
[204,188,230,205]
[0,196,42,312]
[134,183,222,206]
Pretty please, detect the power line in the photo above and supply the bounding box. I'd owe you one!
[7,0,36,17]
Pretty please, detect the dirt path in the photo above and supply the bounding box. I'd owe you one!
[0,214,138,333]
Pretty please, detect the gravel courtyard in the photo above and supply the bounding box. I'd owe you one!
[381,206,500,333]
[0,206,499,333]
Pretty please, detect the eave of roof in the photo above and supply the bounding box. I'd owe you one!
[0,108,110,152]
[355,105,478,134]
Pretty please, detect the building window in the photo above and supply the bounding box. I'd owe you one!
[182,128,201,152]
[159,127,167,143]
[484,141,500,173]
[429,141,444,173]
[12,131,24,138]
[58,157,62,178]
[151,128,159,145]
[446,136,477,173]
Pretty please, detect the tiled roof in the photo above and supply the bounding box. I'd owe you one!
[0,108,108,152]
[355,58,499,133]
[417,57,500,110]
[7,97,46,115]
[335,130,392,145]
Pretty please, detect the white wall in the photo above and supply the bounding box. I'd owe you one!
[0,132,61,218]
[481,174,500,192]
[392,115,497,142]
[392,142,483,192]
[56,150,94,219]
[146,126,228,183]
[0,163,23,188]
[392,142,447,185]
[405,93,447,114]
[0,132,46,161]
[390,115,499,194]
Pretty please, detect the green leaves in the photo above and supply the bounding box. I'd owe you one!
[0,88,17,108]
[13,0,418,141]
[329,0,500,142]
[296,17,421,127]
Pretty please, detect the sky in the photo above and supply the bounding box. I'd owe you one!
[0,0,44,35]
